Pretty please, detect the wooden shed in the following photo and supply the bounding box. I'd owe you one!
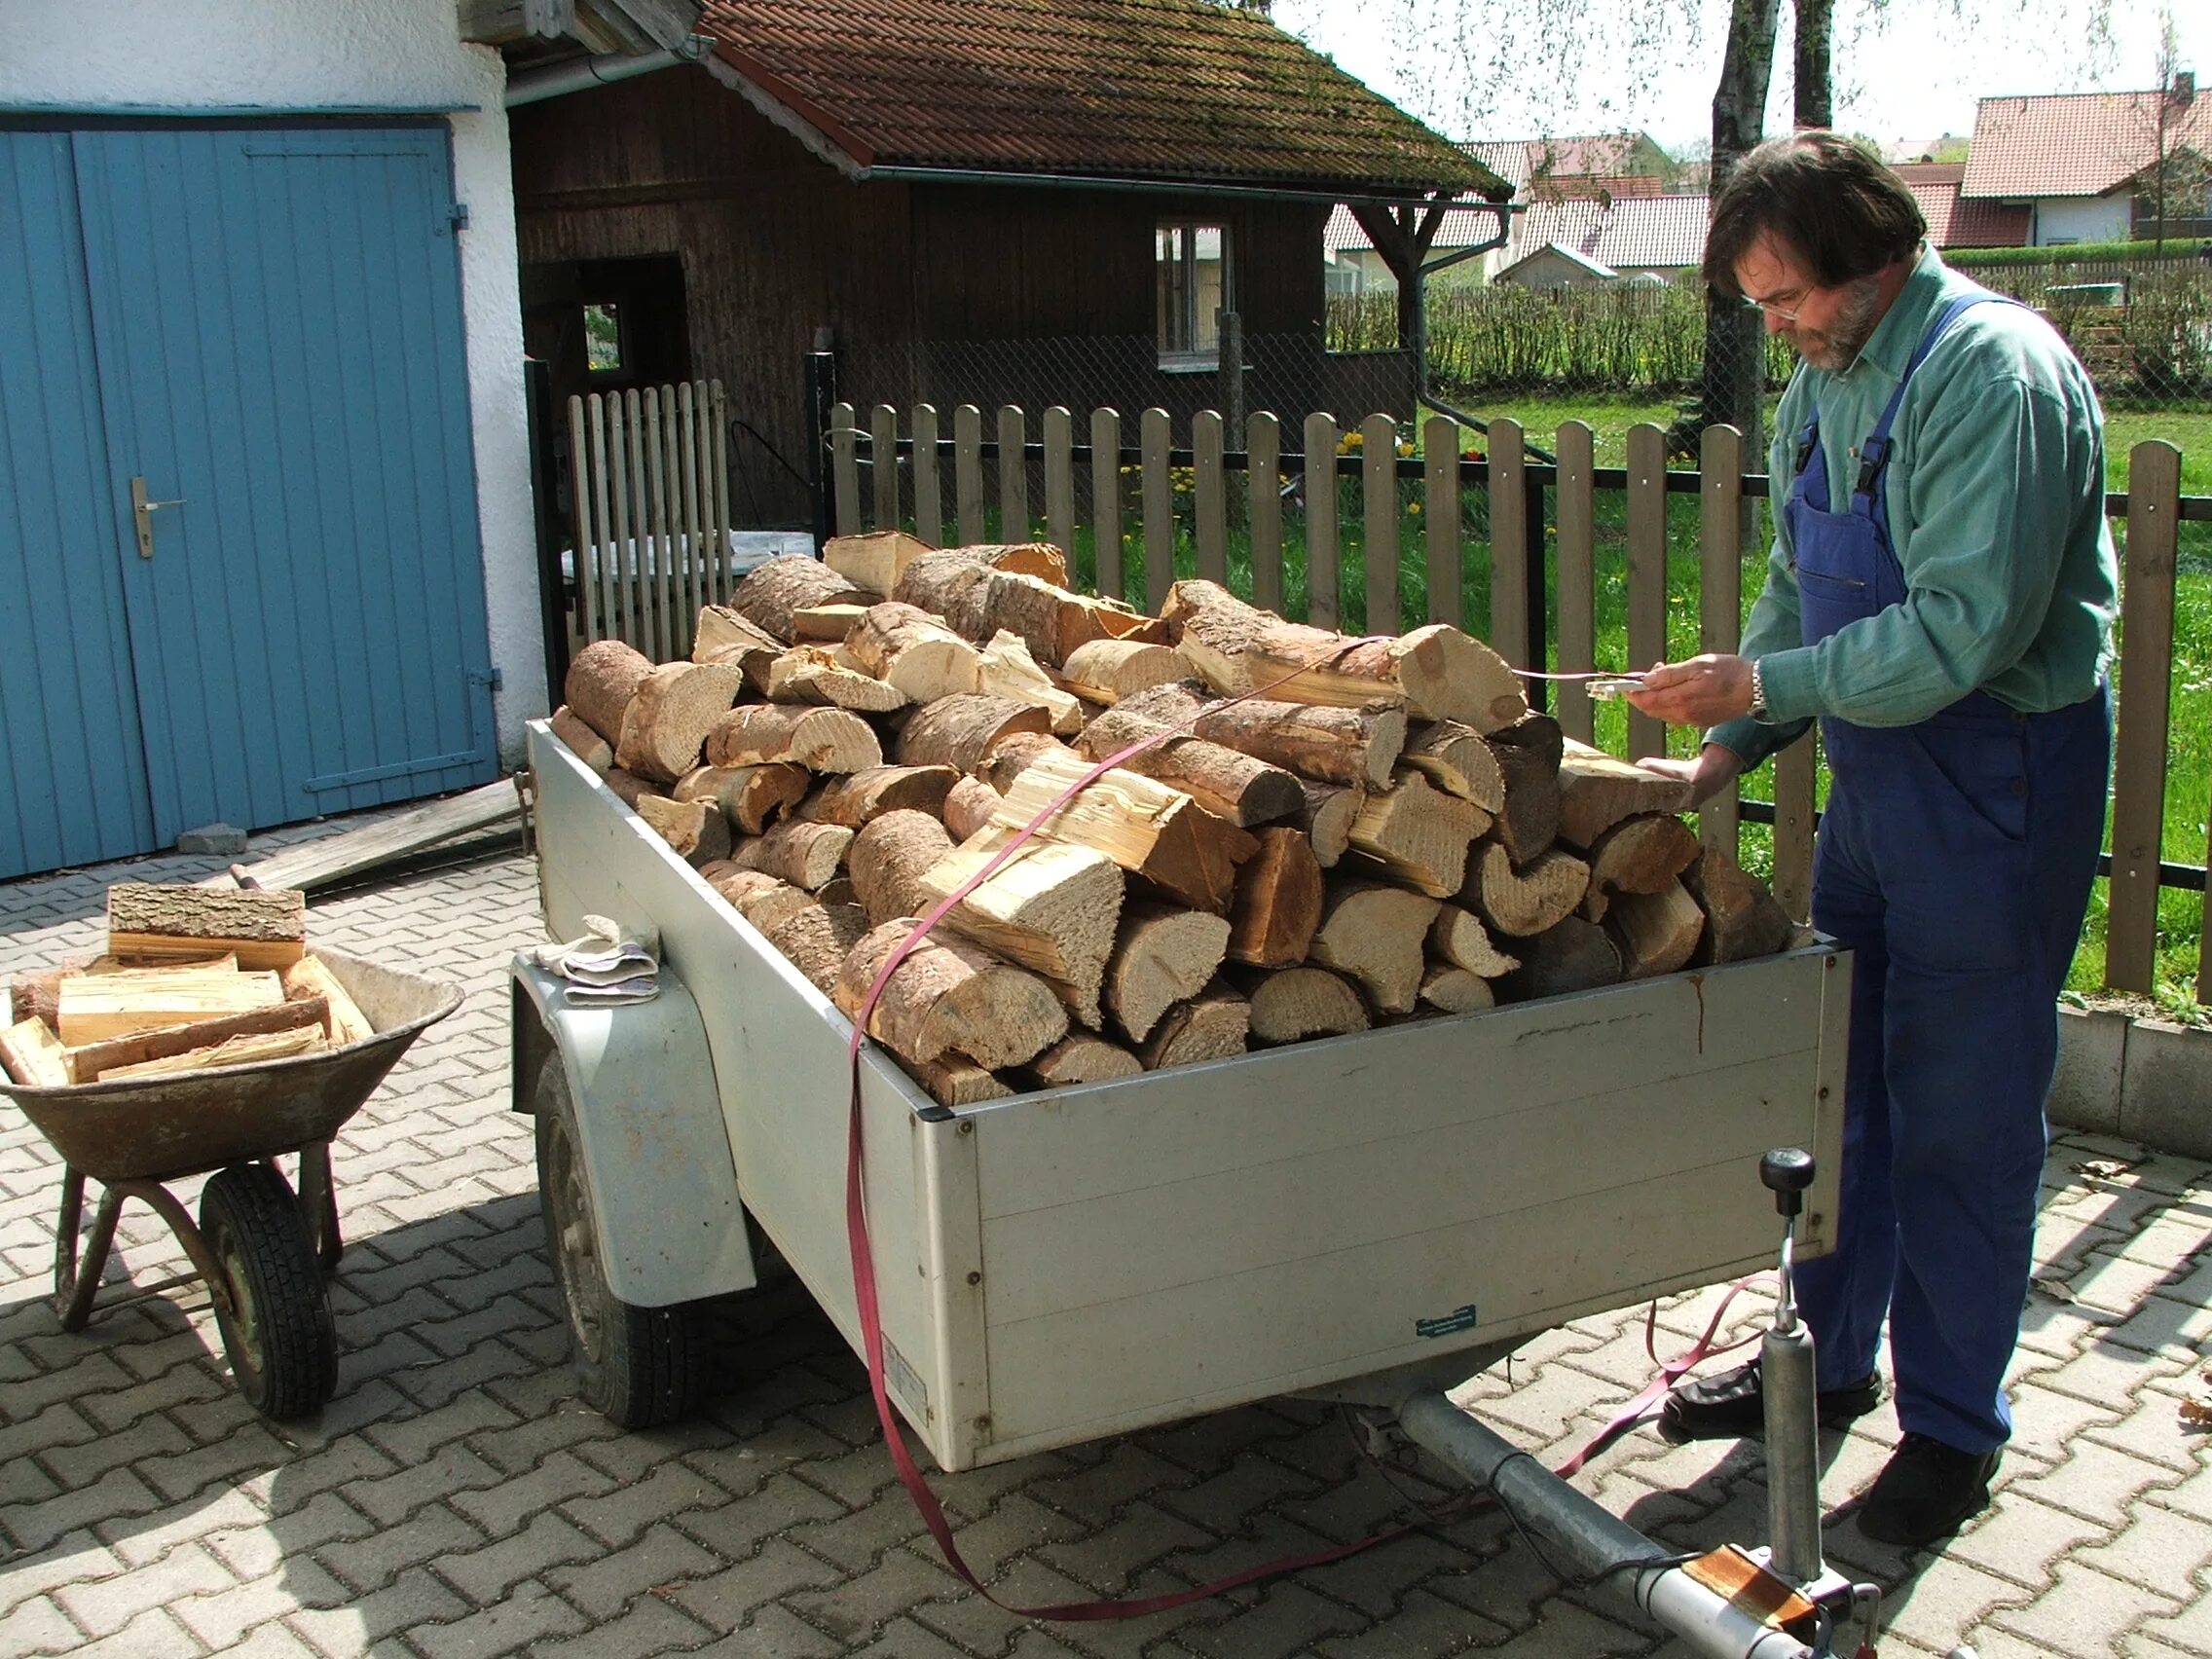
[509,0,1498,526]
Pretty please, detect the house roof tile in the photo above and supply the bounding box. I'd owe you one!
[1905,173,2031,248]
[1326,193,1707,270]
[1963,89,2212,200]
[697,0,1500,198]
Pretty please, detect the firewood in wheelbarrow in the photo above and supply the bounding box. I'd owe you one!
[64,995,332,1084]
[106,883,307,972]
[56,965,286,1046]
[0,1018,72,1088]
[282,956,374,1046]
[96,1024,326,1081]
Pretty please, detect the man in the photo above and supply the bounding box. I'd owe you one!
[1626,132,2117,1549]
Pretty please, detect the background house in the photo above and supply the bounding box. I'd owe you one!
[0,0,695,880]
[509,0,1493,528]
[1963,77,2212,244]
[1330,189,1708,295]
[1895,162,2032,251]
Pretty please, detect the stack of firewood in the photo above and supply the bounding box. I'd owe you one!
[547,535,1796,1107]
[0,886,376,1088]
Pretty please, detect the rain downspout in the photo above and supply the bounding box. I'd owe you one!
[504,33,716,108]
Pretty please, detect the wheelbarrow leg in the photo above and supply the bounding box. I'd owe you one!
[54,1168,125,1333]
[298,1141,342,1271]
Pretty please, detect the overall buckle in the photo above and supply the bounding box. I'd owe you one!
[1854,437,1892,498]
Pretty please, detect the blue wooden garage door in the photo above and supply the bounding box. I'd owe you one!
[0,122,498,880]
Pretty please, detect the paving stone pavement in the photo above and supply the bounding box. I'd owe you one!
[3,810,2209,1658]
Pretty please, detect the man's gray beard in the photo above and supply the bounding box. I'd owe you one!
[1795,276,1887,371]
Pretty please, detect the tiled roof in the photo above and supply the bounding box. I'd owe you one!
[1906,173,2031,249]
[1496,242,1616,281]
[1325,193,1707,270]
[1963,89,2212,200]
[1467,133,1661,194]
[696,0,1501,198]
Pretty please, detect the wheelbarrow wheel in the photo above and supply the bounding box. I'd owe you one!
[200,1164,339,1420]
[534,1053,724,1428]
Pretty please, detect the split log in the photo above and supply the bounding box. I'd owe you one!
[1118,683,1406,792]
[1557,738,1694,850]
[896,694,1052,775]
[1309,880,1443,1014]
[56,966,286,1046]
[1139,985,1251,1069]
[1164,580,1526,729]
[942,775,1004,841]
[1227,828,1323,968]
[603,767,653,809]
[675,763,811,834]
[63,995,331,1084]
[910,1058,1015,1108]
[1587,814,1700,897]
[799,766,957,829]
[730,821,853,890]
[731,553,868,645]
[707,704,881,772]
[1,1018,74,1087]
[994,747,1257,913]
[1429,905,1521,977]
[825,530,935,596]
[1420,967,1496,1014]
[11,967,79,1032]
[1105,903,1232,1044]
[1683,849,1797,966]
[1345,772,1492,898]
[764,901,873,995]
[1576,887,1611,924]
[977,630,1085,732]
[1604,881,1704,979]
[282,955,374,1046]
[1467,843,1590,939]
[549,706,613,773]
[916,830,1124,1025]
[842,602,985,703]
[978,732,1084,793]
[1240,965,1371,1046]
[1079,707,1303,828]
[892,550,997,638]
[1502,917,1624,1001]
[615,661,746,782]
[835,920,1068,1070]
[1057,640,1189,704]
[1296,780,1363,867]
[765,646,910,713]
[106,885,306,972]
[1401,721,1506,813]
[849,811,957,928]
[564,638,653,744]
[1488,713,1564,864]
[792,603,870,642]
[98,1025,325,1081]
[1021,1033,1142,1088]
[818,876,857,907]
[708,869,819,935]
[692,604,787,682]
[635,795,732,866]
[946,541,1071,584]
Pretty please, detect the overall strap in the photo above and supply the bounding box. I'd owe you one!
[1792,411,1822,478]
[1852,294,2012,505]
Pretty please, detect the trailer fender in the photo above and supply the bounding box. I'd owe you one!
[509,957,756,1307]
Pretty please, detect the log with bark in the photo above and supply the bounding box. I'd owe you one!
[1079,706,1303,828]
[895,694,1052,775]
[977,732,1083,794]
[1104,902,1232,1044]
[1116,683,1406,792]
[282,955,374,1046]
[763,901,873,995]
[849,811,958,929]
[1487,712,1564,863]
[791,603,870,643]
[1309,880,1443,1014]
[1138,984,1251,1069]
[691,604,784,681]
[977,630,1085,732]
[675,763,811,835]
[1021,1033,1142,1088]
[1556,738,1695,850]
[1295,780,1363,866]
[614,661,746,782]
[798,765,957,829]
[1682,848,1797,966]
[549,706,613,773]
[1420,968,1496,1014]
[915,830,1124,1026]
[993,747,1257,913]
[603,767,654,809]
[635,795,732,866]
[1605,880,1706,980]
[764,646,909,713]
[106,885,307,972]
[1057,640,1189,704]
[1226,827,1323,968]
[1401,720,1506,813]
[707,868,820,935]
[842,602,985,703]
[824,530,936,596]
[729,821,853,890]
[946,541,1071,584]
[564,638,654,744]
[835,920,1067,1070]
[941,775,1003,841]
[1239,965,1371,1046]
[1586,814,1701,897]
[730,553,868,645]
[1502,916,1625,1000]
[891,550,997,639]
[911,1058,1015,1109]
[1345,772,1492,898]
[1466,842,1591,939]
[706,704,881,773]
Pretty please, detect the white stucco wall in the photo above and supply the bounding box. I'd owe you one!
[1,0,544,765]
[2035,194,2132,246]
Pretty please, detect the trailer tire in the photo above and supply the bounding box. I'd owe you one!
[200,1163,340,1420]
[534,1053,725,1426]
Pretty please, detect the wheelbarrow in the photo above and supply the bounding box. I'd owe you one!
[0,949,461,1419]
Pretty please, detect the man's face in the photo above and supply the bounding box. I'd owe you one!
[1733,229,1885,372]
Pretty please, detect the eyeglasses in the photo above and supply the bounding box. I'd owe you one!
[1741,287,1811,323]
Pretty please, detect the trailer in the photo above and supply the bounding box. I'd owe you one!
[515,719,1849,1473]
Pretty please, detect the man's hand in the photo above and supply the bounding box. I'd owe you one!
[1623,653,1756,727]
[1636,744,1745,809]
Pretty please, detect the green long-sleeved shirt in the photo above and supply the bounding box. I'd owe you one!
[1707,247,2118,770]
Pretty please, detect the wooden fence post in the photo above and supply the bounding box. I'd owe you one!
[1624,424,1668,761]
[1091,407,1123,604]
[954,405,984,545]
[1044,406,1076,570]
[1142,407,1174,613]
[1698,424,1745,860]
[672,382,697,642]
[1362,412,1398,636]
[2107,439,2182,992]
[1423,415,1458,628]
[1194,409,1227,584]
[871,404,899,534]
[1554,421,1597,745]
[1304,413,1339,628]
[645,387,672,659]
[709,380,732,605]
[830,399,860,552]
[912,404,941,551]
[1488,418,1528,669]
[1248,413,1283,611]
[998,405,1028,539]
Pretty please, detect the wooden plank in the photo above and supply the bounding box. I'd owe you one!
[709,380,733,605]
[613,390,643,651]
[1091,407,1123,605]
[1248,413,1283,613]
[1362,412,1398,636]
[569,394,601,645]
[1772,735,1817,921]
[587,392,617,647]
[830,398,861,544]
[1625,423,1669,761]
[1699,424,1745,858]
[1043,406,1075,572]
[645,387,672,664]
[1488,419,1529,669]
[685,380,712,624]
[1193,409,1227,585]
[1423,415,1458,628]
[955,404,985,546]
[871,404,899,535]
[912,403,942,552]
[205,779,519,893]
[2107,440,2182,991]
[1555,421,1597,744]
[1304,413,1338,628]
[1141,407,1174,615]
[997,405,1028,540]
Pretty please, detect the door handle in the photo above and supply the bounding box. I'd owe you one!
[129,476,186,559]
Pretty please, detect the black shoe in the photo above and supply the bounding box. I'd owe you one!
[1656,1358,1884,1443]
[1855,1433,1999,1547]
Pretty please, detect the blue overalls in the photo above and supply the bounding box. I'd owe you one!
[1784,296,2112,1455]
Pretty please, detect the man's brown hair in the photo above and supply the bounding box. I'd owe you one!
[1703,130,1927,297]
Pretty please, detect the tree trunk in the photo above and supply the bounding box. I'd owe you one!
[1793,0,1833,129]
[1700,0,1784,459]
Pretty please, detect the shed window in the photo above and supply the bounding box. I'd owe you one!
[1156,223,1227,367]
[583,303,623,372]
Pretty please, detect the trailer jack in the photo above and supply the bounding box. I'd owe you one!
[1398,1149,1979,1659]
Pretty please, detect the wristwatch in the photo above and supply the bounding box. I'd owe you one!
[1748,657,1771,722]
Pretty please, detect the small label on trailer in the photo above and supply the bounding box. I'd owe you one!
[1416,1304,1480,1338]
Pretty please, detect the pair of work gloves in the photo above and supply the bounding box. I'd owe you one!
[532,914,659,1006]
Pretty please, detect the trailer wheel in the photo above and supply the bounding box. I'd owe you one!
[534,1053,724,1427]
[200,1163,340,1420]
